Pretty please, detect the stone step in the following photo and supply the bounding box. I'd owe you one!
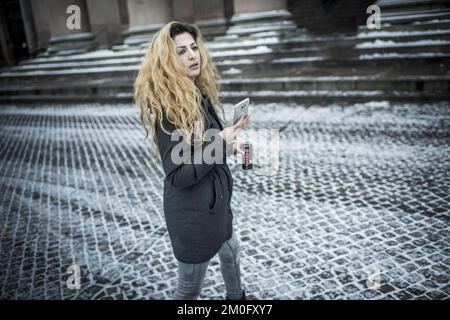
[0,77,132,95]
[13,26,450,71]
[9,57,142,72]
[118,11,297,47]
[217,53,450,77]
[358,19,450,32]
[17,48,145,66]
[380,10,450,24]
[0,66,137,84]
[229,9,294,27]
[16,32,310,67]
[220,76,450,92]
[355,40,450,54]
[377,0,450,13]
[214,28,299,42]
[7,48,327,74]
[1,89,447,104]
[225,20,297,35]
[356,29,450,43]
[8,46,325,73]
[0,94,130,103]
[221,89,450,103]
[1,53,449,84]
[1,76,447,100]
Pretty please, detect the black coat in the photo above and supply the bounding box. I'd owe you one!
[155,96,234,263]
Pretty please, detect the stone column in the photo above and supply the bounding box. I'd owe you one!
[229,0,293,37]
[18,0,37,57]
[193,0,234,38]
[29,0,51,54]
[172,0,195,23]
[117,0,130,27]
[0,9,14,66]
[86,0,124,46]
[232,0,287,14]
[122,0,173,45]
[287,0,374,34]
[47,0,96,54]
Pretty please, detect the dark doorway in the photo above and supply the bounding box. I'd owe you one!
[0,0,28,65]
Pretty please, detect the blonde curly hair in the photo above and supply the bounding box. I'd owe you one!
[134,21,224,153]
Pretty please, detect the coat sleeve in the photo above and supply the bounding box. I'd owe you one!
[155,112,232,189]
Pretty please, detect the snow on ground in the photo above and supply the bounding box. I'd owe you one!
[1,100,448,299]
[2,101,447,128]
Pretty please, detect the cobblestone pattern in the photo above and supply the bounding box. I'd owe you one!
[0,101,449,300]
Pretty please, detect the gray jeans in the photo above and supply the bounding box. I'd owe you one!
[173,232,243,300]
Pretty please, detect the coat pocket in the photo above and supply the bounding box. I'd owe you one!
[208,172,223,214]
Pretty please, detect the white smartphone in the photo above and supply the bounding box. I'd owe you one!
[233,98,250,125]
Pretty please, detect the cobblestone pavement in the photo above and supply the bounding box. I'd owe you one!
[0,101,449,300]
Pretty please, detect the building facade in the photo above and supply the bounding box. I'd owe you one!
[0,0,374,66]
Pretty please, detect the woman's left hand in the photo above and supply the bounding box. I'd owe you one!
[232,136,246,155]
[219,115,251,143]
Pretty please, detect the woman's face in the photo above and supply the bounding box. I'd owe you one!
[174,32,201,81]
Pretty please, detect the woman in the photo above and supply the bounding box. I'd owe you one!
[134,21,250,300]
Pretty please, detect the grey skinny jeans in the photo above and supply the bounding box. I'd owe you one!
[173,231,243,300]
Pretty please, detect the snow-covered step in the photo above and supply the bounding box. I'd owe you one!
[221,89,450,103]
[15,33,312,68]
[214,29,301,41]
[0,65,138,84]
[0,77,132,94]
[377,0,450,13]
[231,9,291,20]
[1,51,448,84]
[116,15,298,48]
[217,51,450,67]
[358,19,450,33]
[225,20,298,37]
[7,46,322,74]
[213,46,322,62]
[0,94,132,103]
[356,29,450,43]
[207,28,303,45]
[207,34,355,51]
[1,75,448,103]
[355,39,450,54]
[209,29,450,52]
[357,51,450,61]
[7,57,143,73]
[20,29,450,74]
[17,49,145,66]
[219,76,450,92]
[380,10,450,24]
[2,89,448,104]
[229,9,294,27]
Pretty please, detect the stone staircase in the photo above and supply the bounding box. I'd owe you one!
[0,1,449,104]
